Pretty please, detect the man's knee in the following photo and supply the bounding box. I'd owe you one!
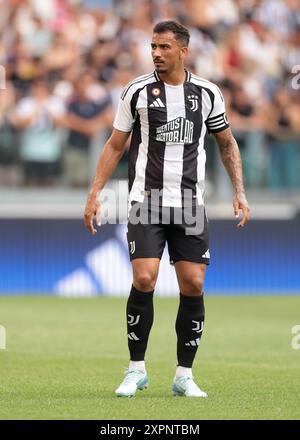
[133,271,157,292]
[180,277,204,296]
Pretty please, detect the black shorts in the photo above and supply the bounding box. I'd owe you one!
[127,201,210,265]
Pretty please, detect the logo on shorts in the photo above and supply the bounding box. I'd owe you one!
[202,249,210,258]
[129,241,136,254]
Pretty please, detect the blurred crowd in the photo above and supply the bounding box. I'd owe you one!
[0,0,300,191]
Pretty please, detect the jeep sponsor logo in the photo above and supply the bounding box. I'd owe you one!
[156,117,194,144]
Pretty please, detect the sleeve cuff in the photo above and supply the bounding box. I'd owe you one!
[113,123,133,133]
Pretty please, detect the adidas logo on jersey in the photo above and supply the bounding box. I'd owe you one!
[150,98,165,108]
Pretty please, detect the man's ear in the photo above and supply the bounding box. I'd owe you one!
[180,47,188,60]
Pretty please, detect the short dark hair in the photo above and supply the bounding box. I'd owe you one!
[153,20,190,47]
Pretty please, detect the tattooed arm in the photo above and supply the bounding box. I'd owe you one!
[213,127,250,227]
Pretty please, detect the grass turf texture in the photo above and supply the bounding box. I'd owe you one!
[0,296,299,420]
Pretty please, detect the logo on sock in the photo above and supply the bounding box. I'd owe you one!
[184,322,204,346]
[192,320,204,333]
[127,314,140,326]
[185,338,200,347]
[128,332,140,341]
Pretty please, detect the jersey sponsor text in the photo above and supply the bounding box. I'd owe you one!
[156,117,194,144]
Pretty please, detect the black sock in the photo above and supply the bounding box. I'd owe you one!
[175,293,205,368]
[126,285,154,361]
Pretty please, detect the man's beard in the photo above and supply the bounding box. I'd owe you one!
[155,66,168,74]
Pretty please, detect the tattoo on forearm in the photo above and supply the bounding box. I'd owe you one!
[216,131,245,194]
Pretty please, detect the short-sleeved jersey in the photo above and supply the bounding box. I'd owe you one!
[113,70,229,207]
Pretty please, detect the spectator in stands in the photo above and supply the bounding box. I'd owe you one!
[63,71,113,187]
[229,83,267,187]
[264,87,300,189]
[44,32,80,82]
[0,82,19,186]
[0,0,299,191]
[13,78,65,186]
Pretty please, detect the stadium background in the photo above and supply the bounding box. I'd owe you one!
[0,0,299,296]
[0,0,300,421]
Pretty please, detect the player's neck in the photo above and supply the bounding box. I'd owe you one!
[158,68,186,86]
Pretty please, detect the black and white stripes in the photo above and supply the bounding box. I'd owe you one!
[121,73,155,101]
[113,70,230,208]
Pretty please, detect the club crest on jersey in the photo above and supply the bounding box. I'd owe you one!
[188,95,199,112]
[152,88,160,96]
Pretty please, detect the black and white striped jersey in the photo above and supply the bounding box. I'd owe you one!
[113,70,229,207]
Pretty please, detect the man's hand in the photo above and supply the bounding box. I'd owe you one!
[82,129,131,235]
[84,193,101,235]
[233,192,250,228]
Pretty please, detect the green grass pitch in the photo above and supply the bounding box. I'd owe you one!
[0,295,299,420]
